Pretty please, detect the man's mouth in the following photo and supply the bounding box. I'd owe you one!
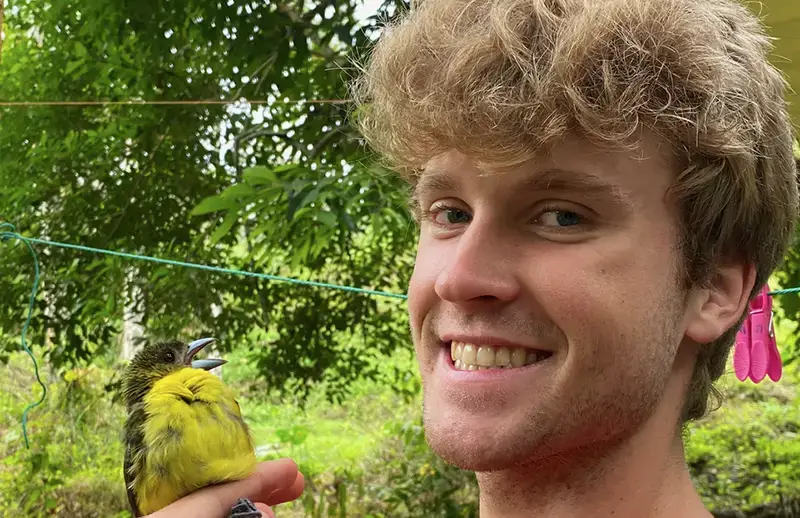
[449,340,552,371]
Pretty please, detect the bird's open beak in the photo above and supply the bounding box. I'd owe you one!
[186,337,227,370]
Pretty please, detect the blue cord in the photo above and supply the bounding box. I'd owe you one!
[0,224,47,449]
[0,222,407,448]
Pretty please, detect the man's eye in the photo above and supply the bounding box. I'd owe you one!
[536,210,583,228]
[433,206,471,225]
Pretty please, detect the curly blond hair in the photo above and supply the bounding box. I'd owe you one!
[352,0,800,422]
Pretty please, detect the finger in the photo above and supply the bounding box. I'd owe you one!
[244,459,302,502]
[265,471,305,506]
[254,502,275,518]
[147,458,300,517]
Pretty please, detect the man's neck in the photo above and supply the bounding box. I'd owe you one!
[475,385,712,518]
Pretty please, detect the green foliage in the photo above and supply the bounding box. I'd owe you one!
[1,1,798,516]
[357,418,480,518]
[0,0,416,402]
[271,416,480,518]
[686,365,800,513]
[0,355,127,517]
[2,349,799,518]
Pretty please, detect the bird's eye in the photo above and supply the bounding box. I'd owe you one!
[164,351,175,362]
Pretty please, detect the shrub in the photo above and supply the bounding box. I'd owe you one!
[2,351,798,518]
[687,367,800,514]
[0,355,128,517]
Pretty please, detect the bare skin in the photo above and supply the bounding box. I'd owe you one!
[144,459,304,518]
[407,133,754,518]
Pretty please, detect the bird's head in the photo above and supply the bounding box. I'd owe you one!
[122,337,226,409]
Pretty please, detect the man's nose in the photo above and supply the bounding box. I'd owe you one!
[434,224,521,305]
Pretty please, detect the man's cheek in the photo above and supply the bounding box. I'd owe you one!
[407,251,439,337]
[409,239,446,296]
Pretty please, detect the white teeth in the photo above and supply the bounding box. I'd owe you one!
[461,344,477,365]
[511,347,527,367]
[495,347,511,366]
[476,346,495,366]
[450,341,550,371]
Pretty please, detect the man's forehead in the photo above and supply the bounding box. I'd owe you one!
[412,136,679,202]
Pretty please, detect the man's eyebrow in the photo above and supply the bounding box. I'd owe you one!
[413,167,628,203]
[525,168,629,203]
[413,169,456,200]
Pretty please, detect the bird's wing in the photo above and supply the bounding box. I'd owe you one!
[129,369,258,515]
[123,404,146,518]
[124,444,142,517]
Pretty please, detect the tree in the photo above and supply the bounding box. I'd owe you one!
[0,0,417,400]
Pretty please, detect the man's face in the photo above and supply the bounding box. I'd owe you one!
[408,135,695,471]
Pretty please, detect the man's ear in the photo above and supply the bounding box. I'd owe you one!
[684,262,757,344]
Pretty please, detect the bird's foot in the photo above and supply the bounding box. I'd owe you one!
[227,497,262,518]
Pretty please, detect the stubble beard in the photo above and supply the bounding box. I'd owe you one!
[419,294,685,475]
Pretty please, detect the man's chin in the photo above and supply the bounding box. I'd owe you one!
[422,411,539,472]
[425,431,530,472]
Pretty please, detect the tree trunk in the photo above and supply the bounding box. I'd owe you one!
[121,267,144,361]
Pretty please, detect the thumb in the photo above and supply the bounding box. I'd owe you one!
[145,458,304,518]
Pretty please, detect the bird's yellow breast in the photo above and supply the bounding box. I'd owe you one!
[133,368,257,515]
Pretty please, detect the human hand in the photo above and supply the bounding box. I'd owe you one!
[144,458,304,518]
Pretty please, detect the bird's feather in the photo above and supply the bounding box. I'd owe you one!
[123,401,148,517]
[126,367,257,515]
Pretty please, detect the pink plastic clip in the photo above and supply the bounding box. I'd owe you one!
[732,284,782,383]
[733,311,751,381]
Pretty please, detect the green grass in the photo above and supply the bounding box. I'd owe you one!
[221,343,420,477]
[240,384,410,476]
[0,347,421,517]
[1,344,798,517]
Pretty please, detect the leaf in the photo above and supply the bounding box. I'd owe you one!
[64,60,84,75]
[287,183,327,221]
[190,194,238,216]
[30,451,48,473]
[209,211,239,245]
[104,292,116,316]
[152,267,171,279]
[317,210,337,228]
[74,42,88,58]
[251,218,277,238]
[243,165,281,185]
[342,210,357,231]
[220,183,257,198]
[272,163,301,175]
[275,425,309,445]
[286,191,305,222]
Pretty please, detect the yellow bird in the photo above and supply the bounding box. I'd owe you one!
[122,337,260,517]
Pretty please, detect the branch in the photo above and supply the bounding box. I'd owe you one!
[108,124,169,240]
[309,127,351,160]
[235,128,306,160]
[232,125,292,330]
[276,2,347,65]
[235,53,278,99]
